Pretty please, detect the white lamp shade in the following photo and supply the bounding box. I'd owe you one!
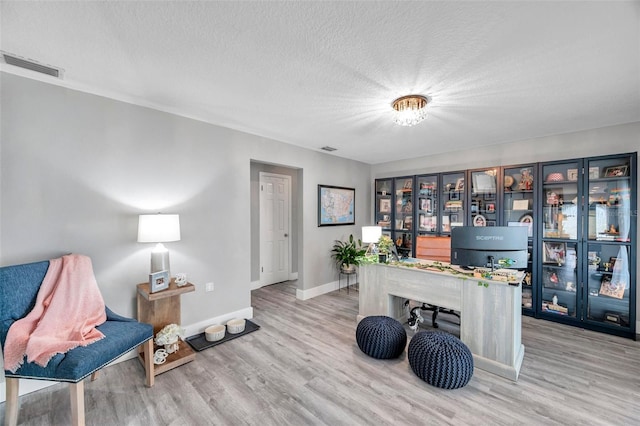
[137,214,181,243]
[362,226,382,243]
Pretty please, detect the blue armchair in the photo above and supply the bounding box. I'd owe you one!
[1,259,154,426]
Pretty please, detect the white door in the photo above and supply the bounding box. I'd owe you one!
[259,173,291,286]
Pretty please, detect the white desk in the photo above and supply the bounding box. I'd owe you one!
[358,261,525,381]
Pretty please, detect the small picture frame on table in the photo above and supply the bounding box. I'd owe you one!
[150,270,170,293]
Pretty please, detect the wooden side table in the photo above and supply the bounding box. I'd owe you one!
[136,279,196,376]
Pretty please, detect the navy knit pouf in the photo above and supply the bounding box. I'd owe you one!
[356,316,407,359]
[408,331,474,389]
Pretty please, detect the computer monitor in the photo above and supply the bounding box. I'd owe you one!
[450,226,528,269]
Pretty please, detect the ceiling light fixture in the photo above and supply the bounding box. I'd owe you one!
[391,95,428,127]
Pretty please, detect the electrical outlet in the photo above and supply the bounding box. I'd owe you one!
[205,282,214,292]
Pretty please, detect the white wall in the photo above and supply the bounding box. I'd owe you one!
[0,72,371,392]
[371,121,640,332]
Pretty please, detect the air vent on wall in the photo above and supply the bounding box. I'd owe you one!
[320,146,337,152]
[1,51,63,79]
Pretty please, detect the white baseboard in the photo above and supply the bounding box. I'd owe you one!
[0,305,254,403]
[289,272,298,281]
[296,280,339,300]
[181,306,254,337]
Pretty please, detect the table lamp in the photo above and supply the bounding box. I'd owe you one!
[138,214,181,276]
[362,226,382,255]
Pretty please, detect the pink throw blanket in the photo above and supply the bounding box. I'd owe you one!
[4,254,106,373]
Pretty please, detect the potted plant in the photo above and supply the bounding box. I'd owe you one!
[331,234,366,273]
[377,234,394,263]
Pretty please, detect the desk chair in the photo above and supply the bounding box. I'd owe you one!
[413,236,460,328]
[0,259,154,426]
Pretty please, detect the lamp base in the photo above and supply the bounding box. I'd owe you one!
[151,243,171,276]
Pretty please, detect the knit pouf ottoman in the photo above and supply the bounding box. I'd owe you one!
[356,316,407,359]
[408,331,474,389]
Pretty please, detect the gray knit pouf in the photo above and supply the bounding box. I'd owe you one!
[356,316,407,359]
[408,331,474,389]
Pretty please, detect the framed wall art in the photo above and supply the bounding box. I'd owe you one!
[318,185,355,226]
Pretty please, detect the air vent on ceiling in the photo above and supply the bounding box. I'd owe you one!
[1,51,63,79]
[320,146,337,152]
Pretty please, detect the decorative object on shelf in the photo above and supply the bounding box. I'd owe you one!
[204,325,226,342]
[318,184,355,226]
[226,318,246,334]
[552,294,558,305]
[153,349,169,365]
[604,165,628,177]
[599,275,625,299]
[174,272,187,287]
[138,213,181,276]
[155,323,184,354]
[543,241,566,265]
[391,94,428,127]
[331,234,366,273]
[518,168,533,190]
[545,172,565,182]
[379,198,391,213]
[455,177,465,191]
[473,214,486,227]
[567,168,579,181]
[589,166,600,179]
[546,190,561,205]
[512,199,529,210]
[149,270,170,293]
[504,175,515,189]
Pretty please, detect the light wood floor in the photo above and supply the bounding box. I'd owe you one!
[2,281,640,425]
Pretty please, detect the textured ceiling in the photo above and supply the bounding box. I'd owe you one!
[1,1,639,164]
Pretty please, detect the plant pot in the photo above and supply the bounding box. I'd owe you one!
[341,264,356,273]
[378,254,387,263]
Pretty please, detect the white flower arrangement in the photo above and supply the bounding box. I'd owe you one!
[154,323,184,346]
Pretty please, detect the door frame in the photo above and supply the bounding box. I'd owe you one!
[258,172,292,288]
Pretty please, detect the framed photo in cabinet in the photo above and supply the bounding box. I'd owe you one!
[543,241,566,264]
[604,165,628,177]
[589,166,600,179]
[567,168,579,181]
[318,185,355,226]
[379,198,391,213]
[599,275,625,299]
[455,178,465,191]
[513,199,529,210]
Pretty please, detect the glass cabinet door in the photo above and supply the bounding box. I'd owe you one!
[416,174,438,235]
[375,179,392,231]
[542,161,580,240]
[585,243,631,328]
[441,171,465,234]
[584,155,634,331]
[503,165,536,312]
[540,161,580,318]
[470,168,498,228]
[587,157,632,243]
[541,241,578,318]
[394,176,414,257]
